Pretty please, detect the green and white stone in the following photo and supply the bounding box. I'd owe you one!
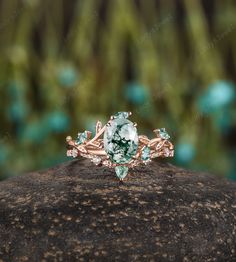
[159,128,170,140]
[75,131,87,145]
[104,112,138,179]
[115,166,129,180]
[141,146,151,161]
[113,112,130,119]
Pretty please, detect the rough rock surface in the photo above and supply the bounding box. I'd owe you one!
[0,159,236,261]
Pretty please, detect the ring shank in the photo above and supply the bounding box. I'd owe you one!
[67,134,174,168]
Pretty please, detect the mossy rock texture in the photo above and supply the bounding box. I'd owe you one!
[0,159,236,261]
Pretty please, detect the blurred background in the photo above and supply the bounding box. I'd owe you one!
[0,0,236,180]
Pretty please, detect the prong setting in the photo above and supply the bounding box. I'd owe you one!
[66,112,174,181]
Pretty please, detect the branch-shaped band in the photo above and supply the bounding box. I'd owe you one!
[66,112,174,180]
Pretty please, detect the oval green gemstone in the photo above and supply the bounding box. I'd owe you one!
[104,118,139,164]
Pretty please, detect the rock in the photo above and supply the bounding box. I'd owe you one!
[0,159,236,261]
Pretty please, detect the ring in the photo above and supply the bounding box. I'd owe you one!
[66,112,174,180]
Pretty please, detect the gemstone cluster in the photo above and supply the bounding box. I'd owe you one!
[66,111,174,181]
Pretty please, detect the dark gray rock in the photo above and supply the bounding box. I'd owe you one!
[0,159,236,261]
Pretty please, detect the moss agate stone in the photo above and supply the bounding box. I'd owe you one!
[104,117,138,164]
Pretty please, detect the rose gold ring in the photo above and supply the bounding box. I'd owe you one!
[66,112,174,181]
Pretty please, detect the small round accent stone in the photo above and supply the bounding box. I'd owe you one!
[66,136,72,142]
[71,148,78,158]
[104,117,139,164]
[91,157,102,165]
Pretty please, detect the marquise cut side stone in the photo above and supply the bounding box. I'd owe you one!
[113,112,130,119]
[75,132,87,145]
[159,128,170,140]
[141,146,151,161]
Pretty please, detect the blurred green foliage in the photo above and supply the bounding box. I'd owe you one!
[0,0,236,179]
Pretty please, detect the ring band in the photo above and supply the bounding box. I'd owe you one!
[66,112,174,180]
